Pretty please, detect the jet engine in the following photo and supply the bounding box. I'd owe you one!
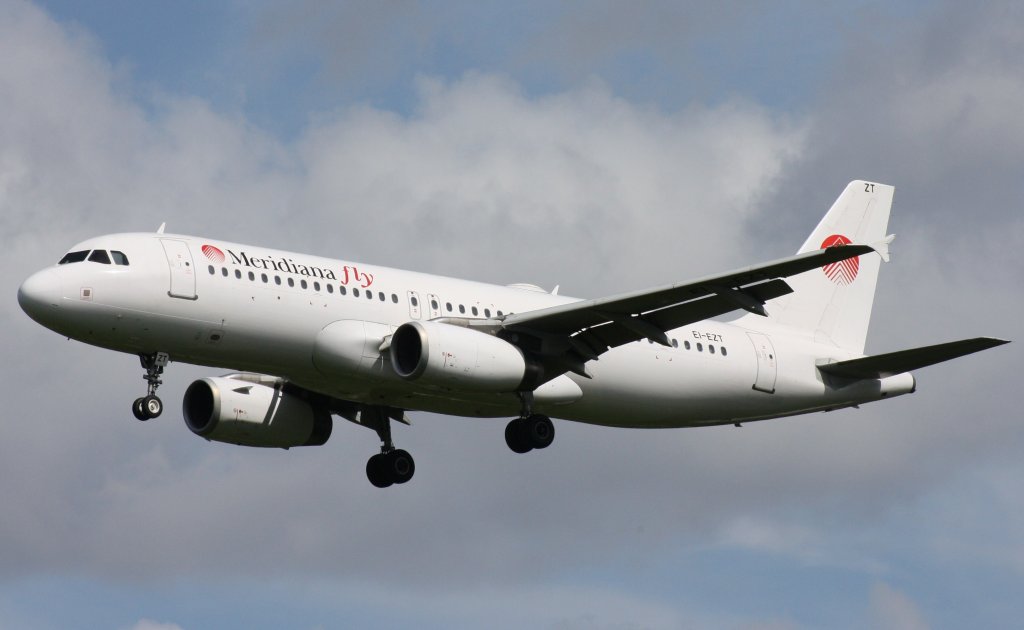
[390,320,528,392]
[183,377,332,448]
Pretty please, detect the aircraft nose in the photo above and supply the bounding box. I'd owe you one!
[18,268,63,324]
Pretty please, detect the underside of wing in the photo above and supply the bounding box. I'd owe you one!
[817,337,1009,379]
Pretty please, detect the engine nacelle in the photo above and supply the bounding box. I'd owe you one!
[390,320,527,392]
[183,377,332,448]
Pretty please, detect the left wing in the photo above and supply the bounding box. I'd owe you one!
[498,244,873,378]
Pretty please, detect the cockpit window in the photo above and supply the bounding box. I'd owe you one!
[58,250,89,265]
[88,250,112,264]
[111,251,129,266]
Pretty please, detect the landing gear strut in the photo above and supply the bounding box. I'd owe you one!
[132,352,168,421]
[362,407,415,488]
[505,392,555,453]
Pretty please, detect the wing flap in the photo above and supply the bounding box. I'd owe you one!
[818,337,1009,379]
[568,279,793,353]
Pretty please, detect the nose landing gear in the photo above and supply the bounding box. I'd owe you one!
[132,352,169,421]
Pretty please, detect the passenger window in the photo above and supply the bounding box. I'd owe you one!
[697,343,703,352]
[446,302,452,312]
[88,250,111,264]
[275,276,281,285]
[235,270,242,279]
[366,290,373,300]
[431,299,438,310]
[208,265,215,275]
[496,310,503,317]
[340,286,347,295]
[471,306,478,316]
[300,279,308,289]
[248,271,255,281]
[684,341,691,350]
[261,273,268,283]
[379,292,385,301]
[484,308,491,318]
[709,345,716,354]
[287,278,294,287]
[721,346,728,357]
[411,296,418,306]
[391,294,398,303]
[314,281,321,291]
[110,251,129,265]
[222,267,228,277]
[354,288,360,297]
[327,284,334,294]
[672,339,678,348]
[58,250,90,265]
[459,304,466,314]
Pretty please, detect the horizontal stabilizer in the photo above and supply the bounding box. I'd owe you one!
[818,337,1010,379]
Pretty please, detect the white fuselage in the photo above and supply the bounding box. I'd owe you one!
[19,232,915,428]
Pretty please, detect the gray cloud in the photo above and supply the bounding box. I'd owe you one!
[2,0,1022,627]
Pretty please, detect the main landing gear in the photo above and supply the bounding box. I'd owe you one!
[132,352,169,421]
[362,407,415,488]
[505,392,555,453]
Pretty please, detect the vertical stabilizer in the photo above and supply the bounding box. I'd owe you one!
[759,181,893,353]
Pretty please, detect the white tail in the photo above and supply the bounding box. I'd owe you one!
[753,180,894,353]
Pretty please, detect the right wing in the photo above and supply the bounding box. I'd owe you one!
[497,244,874,378]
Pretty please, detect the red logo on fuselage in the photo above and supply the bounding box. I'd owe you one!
[202,244,225,263]
[821,234,859,285]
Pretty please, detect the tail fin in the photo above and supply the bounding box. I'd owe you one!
[760,180,894,353]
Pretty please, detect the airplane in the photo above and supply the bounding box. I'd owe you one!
[17,181,1008,488]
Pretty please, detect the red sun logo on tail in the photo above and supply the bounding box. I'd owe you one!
[202,244,225,263]
[821,234,859,285]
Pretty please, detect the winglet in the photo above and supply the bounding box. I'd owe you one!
[872,234,896,263]
[157,222,166,234]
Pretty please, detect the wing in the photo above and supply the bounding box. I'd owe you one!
[817,337,1009,379]
[498,244,874,378]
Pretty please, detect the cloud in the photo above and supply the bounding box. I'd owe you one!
[869,582,930,630]
[1,1,1023,628]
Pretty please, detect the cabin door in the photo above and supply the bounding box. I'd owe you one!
[161,239,197,300]
[747,332,777,393]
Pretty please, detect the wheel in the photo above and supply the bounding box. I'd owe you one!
[366,453,393,488]
[132,398,148,421]
[387,449,415,484]
[524,414,555,449]
[142,395,163,419]
[505,419,532,454]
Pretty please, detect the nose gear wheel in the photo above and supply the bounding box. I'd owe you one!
[132,352,168,420]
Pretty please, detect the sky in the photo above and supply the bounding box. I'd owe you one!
[1,1,1022,628]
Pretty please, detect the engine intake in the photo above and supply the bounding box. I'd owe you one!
[183,377,332,448]
[390,321,527,392]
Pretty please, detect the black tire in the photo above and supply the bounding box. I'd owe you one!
[366,453,393,488]
[524,414,555,449]
[132,398,148,421]
[387,449,415,484]
[505,419,532,454]
[142,395,163,419]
